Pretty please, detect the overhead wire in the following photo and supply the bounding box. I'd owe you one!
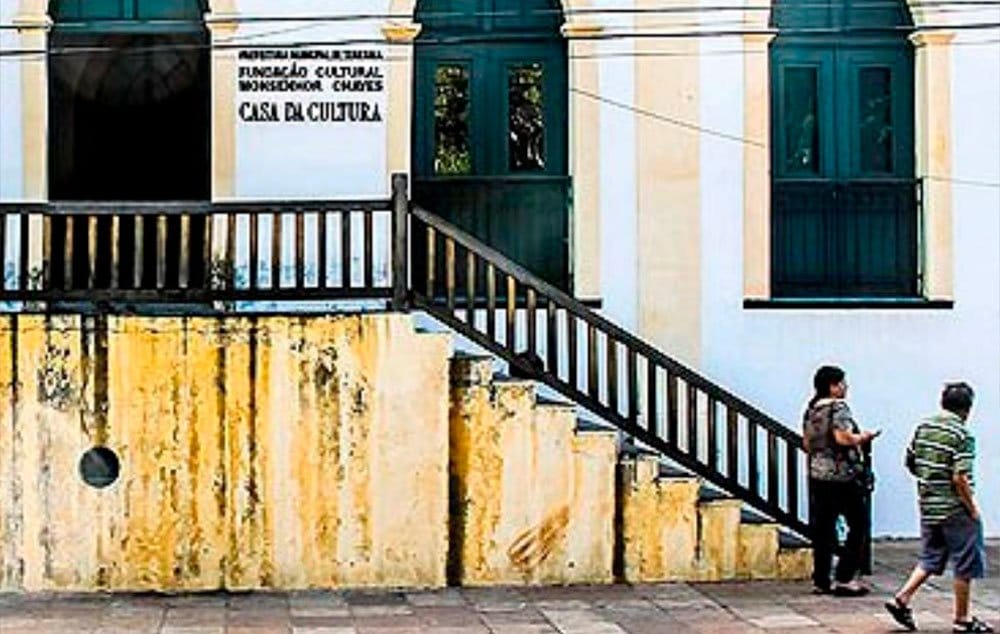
[0,5,995,188]
[570,87,1000,188]
[0,18,998,60]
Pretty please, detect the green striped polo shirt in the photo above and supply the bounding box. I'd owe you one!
[910,411,975,524]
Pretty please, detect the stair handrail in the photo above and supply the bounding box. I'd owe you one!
[408,203,814,538]
[409,204,802,442]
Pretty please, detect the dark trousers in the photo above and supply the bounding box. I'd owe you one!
[809,478,866,587]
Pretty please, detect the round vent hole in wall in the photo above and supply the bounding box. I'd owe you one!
[79,446,120,489]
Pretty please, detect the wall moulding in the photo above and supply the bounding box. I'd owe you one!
[382,22,422,43]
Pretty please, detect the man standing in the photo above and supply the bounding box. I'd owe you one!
[885,383,991,633]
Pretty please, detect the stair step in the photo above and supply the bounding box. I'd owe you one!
[698,485,732,503]
[453,350,493,361]
[779,532,811,549]
[537,394,575,409]
[658,463,695,480]
[741,509,777,525]
[619,438,657,458]
[492,373,534,385]
[576,418,616,434]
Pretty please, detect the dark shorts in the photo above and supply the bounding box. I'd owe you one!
[919,511,985,579]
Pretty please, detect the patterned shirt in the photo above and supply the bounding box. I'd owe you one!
[910,411,975,524]
[803,399,862,482]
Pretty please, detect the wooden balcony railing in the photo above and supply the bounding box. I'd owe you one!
[0,184,404,306]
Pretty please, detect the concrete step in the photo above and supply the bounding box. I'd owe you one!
[438,318,811,585]
[776,531,813,580]
[741,508,777,525]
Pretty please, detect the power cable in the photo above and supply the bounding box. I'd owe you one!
[570,88,1000,188]
[1,20,998,59]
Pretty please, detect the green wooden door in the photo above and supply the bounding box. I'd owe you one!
[412,1,570,289]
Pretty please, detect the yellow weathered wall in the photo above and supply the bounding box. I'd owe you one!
[737,524,779,580]
[449,357,616,586]
[0,313,812,592]
[0,314,450,592]
[619,457,699,582]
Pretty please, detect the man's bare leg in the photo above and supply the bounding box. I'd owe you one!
[896,565,933,605]
[954,577,971,622]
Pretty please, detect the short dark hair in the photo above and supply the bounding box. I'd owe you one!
[810,365,845,407]
[941,382,975,415]
[813,365,845,397]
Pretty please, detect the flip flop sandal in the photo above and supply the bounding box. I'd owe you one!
[833,584,870,597]
[954,617,994,633]
[884,599,917,631]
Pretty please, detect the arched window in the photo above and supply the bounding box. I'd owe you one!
[51,0,206,26]
[48,0,210,200]
[416,0,563,36]
[770,0,917,297]
[47,0,210,290]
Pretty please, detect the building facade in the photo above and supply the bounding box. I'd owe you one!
[0,0,998,539]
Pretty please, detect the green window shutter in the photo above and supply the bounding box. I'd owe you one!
[417,0,563,37]
[770,0,917,298]
[50,0,206,31]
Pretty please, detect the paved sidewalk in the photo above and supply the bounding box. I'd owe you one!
[2,541,998,633]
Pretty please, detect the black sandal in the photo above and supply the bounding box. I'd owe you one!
[954,617,994,633]
[884,598,917,631]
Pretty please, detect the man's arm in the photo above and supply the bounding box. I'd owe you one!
[953,472,979,520]
[952,429,978,519]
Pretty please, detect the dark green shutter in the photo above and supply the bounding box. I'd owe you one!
[50,0,207,31]
[413,0,570,289]
[770,0,917,297]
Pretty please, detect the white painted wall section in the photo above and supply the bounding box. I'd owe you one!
[0,3,24,201]
[595,1,638,331]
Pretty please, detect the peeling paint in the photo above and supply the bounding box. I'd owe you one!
[508,505,570,572]
[0,314,449,592]
[0,313,808,593]
[449,360,615,586]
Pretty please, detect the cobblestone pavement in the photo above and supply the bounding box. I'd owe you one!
[2,541,999,633]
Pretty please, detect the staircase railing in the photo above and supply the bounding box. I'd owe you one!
[408,203,812,538]
[0,175,823,541]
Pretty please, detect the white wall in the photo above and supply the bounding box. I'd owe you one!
[698,33,1000,537]
[595,1,639,331]
[0,2,24,201]
[231,0,391,200]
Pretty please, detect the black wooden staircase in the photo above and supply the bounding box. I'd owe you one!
[0,174,878,551]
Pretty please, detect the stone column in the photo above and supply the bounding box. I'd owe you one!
[205,13,239,286]
[909,31,955,300]
[13,11,50,289]
[742,33,775,300]
[382,21,422,186]
[563,21,603,301]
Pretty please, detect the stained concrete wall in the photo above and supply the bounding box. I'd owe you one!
[448,357,617,586]
[0,314,450,592]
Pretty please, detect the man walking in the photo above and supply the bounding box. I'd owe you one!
[885,382,991,632]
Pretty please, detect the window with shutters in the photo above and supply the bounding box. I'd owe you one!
[770,0,918,297]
